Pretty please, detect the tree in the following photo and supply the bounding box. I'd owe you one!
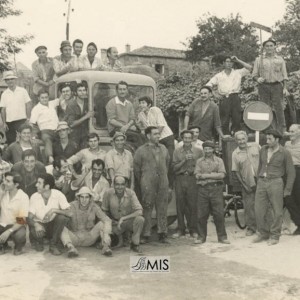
[0,0,33,72]
[185,14,259,65]
[273,0,300,72]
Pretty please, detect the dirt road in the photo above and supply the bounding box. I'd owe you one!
[1,215,300,300]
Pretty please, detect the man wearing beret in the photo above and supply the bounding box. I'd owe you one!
[194,141,229,244]
[31,45,55,104]
[252,39,289,134]
[172,130,203,238]
[254,129,295,245]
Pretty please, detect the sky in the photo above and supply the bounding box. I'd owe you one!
[2,0,286,68]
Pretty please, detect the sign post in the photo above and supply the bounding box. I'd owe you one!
[243,102,273,144]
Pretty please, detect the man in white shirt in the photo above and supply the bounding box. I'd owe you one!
[30,90,59,164]
[0,70,32,144]
[0,172,29,255]
[206,56,252,135]
[28,173,72,255]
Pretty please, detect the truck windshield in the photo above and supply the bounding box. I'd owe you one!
[93,83,154,129]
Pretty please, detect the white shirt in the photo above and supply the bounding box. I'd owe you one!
[138,107,173,140]
[29,189,70,223]
[0,189,29,226]
[206,68,249,96]
[115,96,130,106]
[80,55,104,70]
[0,87,31,122]
[30,101,59,131]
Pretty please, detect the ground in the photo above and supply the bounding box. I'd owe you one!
[1,212,300,300]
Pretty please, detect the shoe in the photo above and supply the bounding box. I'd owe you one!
[252,235,268,243]
[3,243,12,251]
[194,239,205,245]
[102,247,113,257]
[0,245,6,255]
[246,229,255,236]
[191,233,199,239]
[67,244,79,258]
[140,236,150,244]
[218,239,230,244]
[49,245,62,256]
[13,248,24,256]
[267,239,279,246]
[172,232,184,239]
[130,243,142,254]
[158,233,170,244]
[293,227,300,235]
[35,243,44,252]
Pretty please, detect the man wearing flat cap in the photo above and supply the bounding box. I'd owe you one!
[0,70,31,144]
[105,132,134,189]
[53,40,76,78]
[60,186,113,257]
[172,129,203,238]
[194,140,230,244]
[254,129,295,245]
[252,39,289,134]
[31,45,55,104]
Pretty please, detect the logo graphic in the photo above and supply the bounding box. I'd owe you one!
[130,256,170,273]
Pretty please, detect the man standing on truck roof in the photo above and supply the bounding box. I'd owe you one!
[106,81,146,150]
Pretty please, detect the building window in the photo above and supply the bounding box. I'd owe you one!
[155,64,164,75]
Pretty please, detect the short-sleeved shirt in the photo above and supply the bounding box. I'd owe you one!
[103,60,122,72]
[53,55,76,78]
[67,147,107,173]
[186,100,221,141]
[173,144,203,175]
[29,189,70,223]
[0,87,31,122]
[68,200,111,232]
[285,141,300,166]
[206,68,249,95]
[137,107,173,140]
[105,148,133,179]
[0,189,29,226]
[0,160,11,182]
[252,54,288,83]
[30,101,59,131]
[194,155,226,186]
[232,143,260,188]
[102,188,142,221]
[106,97,135,133]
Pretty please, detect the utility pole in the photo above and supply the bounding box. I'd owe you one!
[63,0,74,41]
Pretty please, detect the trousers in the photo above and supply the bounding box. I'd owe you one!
[6,119,26,145]
[0,225,26,251]
[241,187,257,232]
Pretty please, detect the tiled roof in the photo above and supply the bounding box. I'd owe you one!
[120,46,186,59]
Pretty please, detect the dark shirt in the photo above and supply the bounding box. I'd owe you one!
[186,100,221,141]
[53,140,78,159]
[258,145,295,193]
[173,144,203,175]
[11,161,46,197]
[3,140,42,165]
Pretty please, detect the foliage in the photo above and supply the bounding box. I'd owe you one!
[0,0,33,71]
[273,0,300,72]
[185,14,259,65]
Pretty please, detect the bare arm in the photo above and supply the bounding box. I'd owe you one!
[26,102,32,119]
[183,115,189,129]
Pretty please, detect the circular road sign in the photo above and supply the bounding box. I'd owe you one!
[243,102,273,131]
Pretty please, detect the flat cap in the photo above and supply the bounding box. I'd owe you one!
[265,129,282,139]
[76,186,93,197]
[60,40,72,49]
[35,45,47,53]
[180,130,194,139]
[112,131,126,140]
[202,140,215,149]
[263,38,276,47]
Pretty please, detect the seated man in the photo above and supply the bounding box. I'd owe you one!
[3,123,42,165]
[46,156,75,203]
[102,176,144,253]
[12,149,46,197]
[0,172,29,255]
[30,90,59,164]
[27,173,72,255]
[71,159,110,204]
[106,81,146,149]
[67,133,106,176]
[53,121,78,160]
[105,132,134,188]
[61,186,112,258]
[0,147,11,184]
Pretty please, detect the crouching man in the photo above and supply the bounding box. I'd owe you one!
[28,173,72,255]
[0,172,29,255]
[60,186,112,257]
[102,176,144,253]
